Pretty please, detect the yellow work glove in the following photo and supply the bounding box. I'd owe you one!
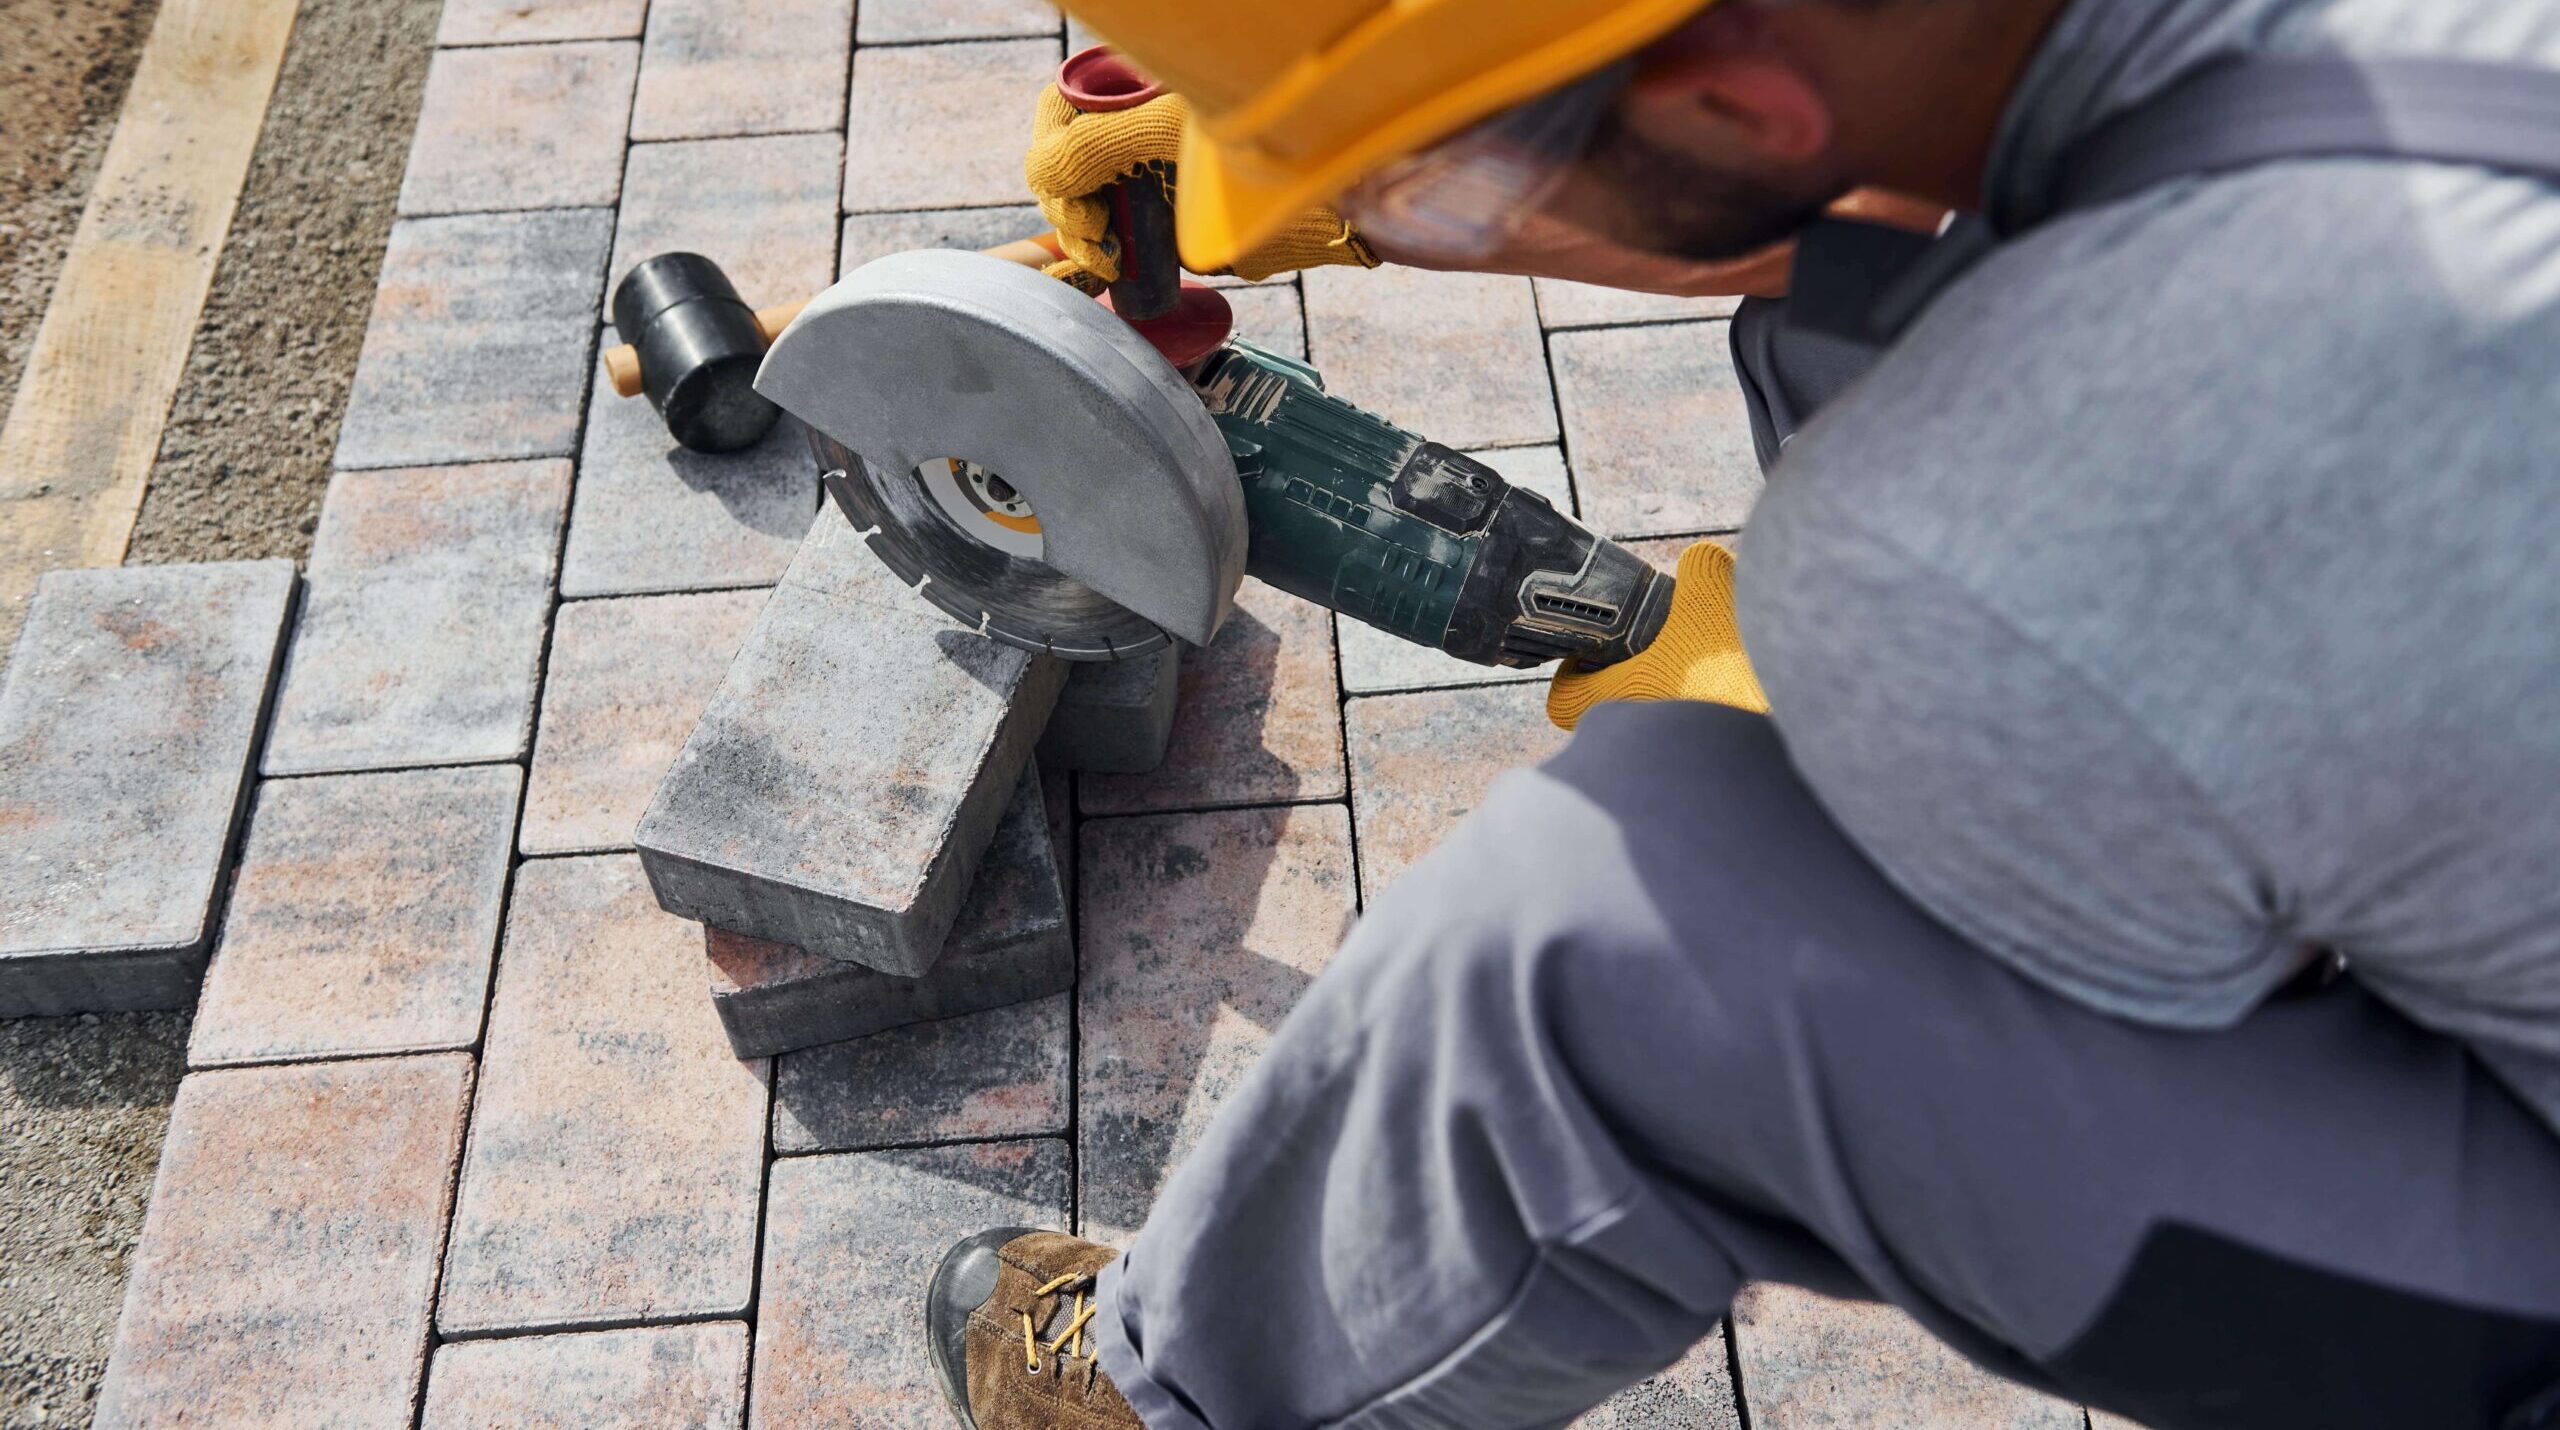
[1023,83,1379,288]
[1547,541,1768,731]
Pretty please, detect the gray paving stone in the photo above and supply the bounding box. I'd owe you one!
[839,205,1048,278]
[437,0,645,45]
[843,38,1062,213]
[523,589,768,856]
[630,0,853,142]
[637,515,1064,976]
[0,561,295,1016]
[1334,445,1573,695]
[704,764,1070,1057]
[563,353,816,600]
[189,766,522,1067]
[1577,1337,1745,1428]
[1303,264,1557,450]
[752,1141,1070,1427]
[438,855,770,1337]
[771,992,1069,1153]
[1731,1285,2086,1429]
[610,131,843,308]
[1552,320,1761,539]
[93,1055,472,1428]
[422,1323,749,1429]
[1534,277,1743,330]
[1347,681,1566,904]
[263,461,570,776]
[1038,647,1179,774]
[398,41,637,217]
[336,209,614,471]
[858,0,1060,43]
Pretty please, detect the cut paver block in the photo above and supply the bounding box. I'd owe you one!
[840,204,1047,277]
[1335,445,1574,695]
[189,765,522,1067]
[843,38,1063,213]
[1081,578,1342,817]
[1304,264,1558,449]
[422,1323,749,1429]
[92,1054,472,1428]
[1038,647,1179,774]
[438,0,645,45]
[0,561,294,1017]
[439,855,769,1336]
[1553,320,1762,539]
[858,0,1060,43]
[610,131,843,308]
[336,209,614,471]
[1576,1337,1745,1428]
[399,41,638,217]
[630,0,853,142]
[1077,804,1356,1244]
[705,763,1070,1057]
[772,992,1070,1153]
[1535,277,1743,330]
[523,588,768,856]
[263,461,570,776]
[637,514,1066,976]
[564,352,816,600]
[1346,681,1569,903]
[1730,1285,2086,1429]
[752,1141,1070,1427]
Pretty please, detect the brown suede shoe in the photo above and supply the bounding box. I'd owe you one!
[926,1227,1143,1428]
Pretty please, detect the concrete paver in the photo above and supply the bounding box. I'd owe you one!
[189,766,521,1067]
[752,1141,1070,1426]
[1039,648,1179,774]
[1536,278,1743,330]
[564,354,816,600]
[1332,445,1575,696]
[638,516,1063,975]
[438,856,770,1336]
[522,588,768,856]
[93,1055,472,1428]
[1345,680,1570,902]
[1077,803,1356,1244]
[335,209,613,471]
[0,562,295,1016]
[263,461,570,776]
[610,131,843,308]
[859,0,1061,44]
[422,1322,750,1429]
[772,992,1070,1153]
[630,0,853,142]
[1578,1340,1747,1429]
[1304,264,1557,450]
[1553,321,1761,539]
[399,42,638,217]
[437,0,646,46]
[1081,579,1342,817]
[1731,1285,2086,1429]
[704,765,1071,1057]
[843,38,1062,213]
[839,204,1047,276]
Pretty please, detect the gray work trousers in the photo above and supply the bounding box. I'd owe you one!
[1091,305,2560,1430]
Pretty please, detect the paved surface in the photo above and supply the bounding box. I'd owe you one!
[63,0,2132,1423]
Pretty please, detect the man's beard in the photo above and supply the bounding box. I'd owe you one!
[1558,108,1842,262]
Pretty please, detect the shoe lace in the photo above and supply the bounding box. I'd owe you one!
[1019,1269,1103,1389]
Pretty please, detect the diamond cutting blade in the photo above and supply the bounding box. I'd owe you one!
[757,249,1248,661]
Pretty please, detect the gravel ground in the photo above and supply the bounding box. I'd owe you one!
[2,0,435,1421]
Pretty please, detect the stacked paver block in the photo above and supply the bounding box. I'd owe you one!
[704,764,1071,1057]
[421,1323,749,1428]
[0,562,295,1016]
[638,515,1065,975]
[1040,648,1181,774]
[93,1055,473,1426]
[771,990,1069,1152]
[263,461,570,775]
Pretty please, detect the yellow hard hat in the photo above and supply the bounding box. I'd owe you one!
[1062,0,1717,272]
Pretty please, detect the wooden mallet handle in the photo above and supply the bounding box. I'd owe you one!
[604,234,1064,399]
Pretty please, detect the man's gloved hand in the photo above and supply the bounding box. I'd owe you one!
[1024,83,1379,287]
[1548,541,1768,731]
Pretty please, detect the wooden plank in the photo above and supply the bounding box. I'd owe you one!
[0,0,301,651]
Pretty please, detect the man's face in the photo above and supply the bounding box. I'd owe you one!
[1552,97,1848,263]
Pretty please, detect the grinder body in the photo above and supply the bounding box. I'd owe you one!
[1197,341,1672,671]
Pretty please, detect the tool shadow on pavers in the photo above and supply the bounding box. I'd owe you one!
[636,514,1064,977]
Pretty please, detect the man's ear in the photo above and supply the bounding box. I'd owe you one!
[1626,43,1835,167]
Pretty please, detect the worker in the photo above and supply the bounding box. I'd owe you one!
[926,2,2560,1426]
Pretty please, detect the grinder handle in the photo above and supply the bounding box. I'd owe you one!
[602,233,1063,398]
